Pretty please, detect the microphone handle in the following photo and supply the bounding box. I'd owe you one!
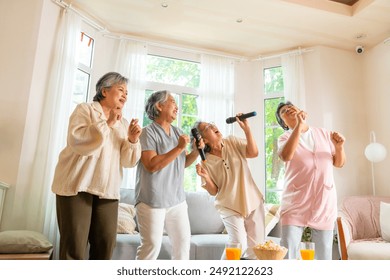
[191,128,206,161]
[226,111,257,124]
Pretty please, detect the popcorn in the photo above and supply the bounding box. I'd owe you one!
[253,240,288,260]
[254,240,283,251]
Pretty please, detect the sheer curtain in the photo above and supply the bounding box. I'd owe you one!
[33,9,81,259]
[198,54,235,137]
[281,52,306,109]
[114,39,147,189]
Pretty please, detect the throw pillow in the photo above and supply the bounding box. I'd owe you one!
[264,204,280,236]
[117,203,137,234]
[380,201,390,242]
[0,230,53,253]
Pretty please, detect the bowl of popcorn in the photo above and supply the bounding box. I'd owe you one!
[253,240,288,260]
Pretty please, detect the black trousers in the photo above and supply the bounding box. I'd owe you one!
[56,192,118,260]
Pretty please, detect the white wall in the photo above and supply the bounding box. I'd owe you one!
[303,46,370,204]
[364,42,390,197]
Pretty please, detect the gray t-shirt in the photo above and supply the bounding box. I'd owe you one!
[135,122,186,208]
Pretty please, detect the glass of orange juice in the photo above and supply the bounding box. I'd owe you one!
[300,242,315,260]
[225,242,242,260]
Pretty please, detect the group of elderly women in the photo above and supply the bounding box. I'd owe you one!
[51,71,345,260]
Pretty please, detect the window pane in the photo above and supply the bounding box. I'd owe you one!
[146,55,200,88]
[72,69,90,107]
[182,94,198,115]
[79,32,94,67]
[264,97,285,204]
[264,67,284,94]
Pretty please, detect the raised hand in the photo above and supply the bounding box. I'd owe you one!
[235,113,250,132]
[128,119,141,143]
[196,163,209,179]
[177,134,190,150]
[107,107,122,127]
[331,131,345,148]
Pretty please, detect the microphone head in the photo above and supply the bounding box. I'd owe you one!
[226,117,236,124]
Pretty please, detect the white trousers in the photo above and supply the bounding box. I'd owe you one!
[281,225,334,260]
[135,201,191,260]
[221,204,265,260]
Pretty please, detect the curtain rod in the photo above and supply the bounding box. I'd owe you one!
[254,48,314,61]
[103,33,247,61]
[52,0,106,32]
[52,0,246,61]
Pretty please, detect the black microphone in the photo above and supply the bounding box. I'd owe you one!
[226,111,257,124]
[191,128,206,162]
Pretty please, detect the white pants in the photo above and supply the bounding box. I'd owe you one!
[221,204,265,260]
[281,225,334,260]
[135,201,191,260]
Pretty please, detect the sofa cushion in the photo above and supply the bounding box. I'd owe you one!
[117,203,137,234]
[186,191,224,234]
[380,202,390,242]
[265,204,280,236]
[120,188,137,205]
[348,239,390,260]
[0,230,53,254]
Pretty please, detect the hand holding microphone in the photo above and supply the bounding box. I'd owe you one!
[226,111,257,124]
[191,128,206,162]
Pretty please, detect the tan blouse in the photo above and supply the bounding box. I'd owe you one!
[201,136,263,217]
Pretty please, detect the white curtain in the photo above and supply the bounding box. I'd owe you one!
[198,54,235,137]
[114,40,147,189]
[30,9,81,259]
[281,53,306,109]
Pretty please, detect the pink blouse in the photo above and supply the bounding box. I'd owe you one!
[278,127,337,230]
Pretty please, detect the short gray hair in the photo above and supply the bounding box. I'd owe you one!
[93,72,128,102]
[145,90,170,120]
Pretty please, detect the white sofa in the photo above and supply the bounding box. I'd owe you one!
[112,188,281,260]
[337,195,390,260]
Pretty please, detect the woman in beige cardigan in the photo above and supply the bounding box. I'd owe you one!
[52,72,141,260]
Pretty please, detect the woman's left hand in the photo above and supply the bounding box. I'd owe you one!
[331,131,345,148]
[128,119,142,143]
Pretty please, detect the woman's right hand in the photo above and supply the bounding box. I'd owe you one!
[294,109,307,132]
[107,107,122,127]
[177,134,190,150]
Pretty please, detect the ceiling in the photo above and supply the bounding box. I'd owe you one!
[67,0,390,59]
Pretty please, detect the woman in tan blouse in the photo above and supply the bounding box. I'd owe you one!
[194,115,264,259]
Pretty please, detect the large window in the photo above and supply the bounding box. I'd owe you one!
[263,66,285,204]
[72,32,94,107]
[145,53,201,191]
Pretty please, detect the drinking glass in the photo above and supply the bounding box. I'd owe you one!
[225,242,242,260]
[300,242,315,260]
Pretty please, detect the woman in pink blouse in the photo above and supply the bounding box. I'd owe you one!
[275,101,346,260]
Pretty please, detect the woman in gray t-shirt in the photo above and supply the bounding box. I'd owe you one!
[135,90,200,260]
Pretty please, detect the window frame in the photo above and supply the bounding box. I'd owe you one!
[262,63,285,204]
[72,30,95,106]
